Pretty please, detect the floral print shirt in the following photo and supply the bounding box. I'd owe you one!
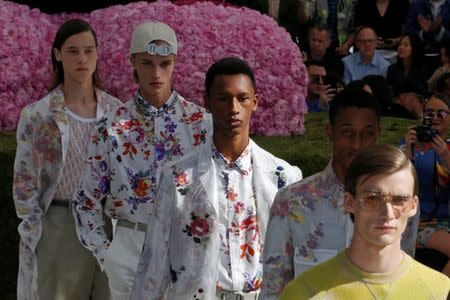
[260,161,419,299]
[73,90,212,267]
[213,144,262,292]
[131,140,302,300]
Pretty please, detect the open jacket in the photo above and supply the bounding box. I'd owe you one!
[12,86,122,300]
[131,139,302,300]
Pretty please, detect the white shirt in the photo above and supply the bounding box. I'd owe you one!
[213,144,262,292]
[73,90,212,267]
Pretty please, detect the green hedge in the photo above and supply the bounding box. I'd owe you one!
[0,113,415,298]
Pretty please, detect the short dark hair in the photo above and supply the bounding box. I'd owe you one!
[329,86,381,125]
[205,57,256,96]
[50,19,102,90]
[309,25,331,39]
[345,144,419,196]
[305,59,326,69]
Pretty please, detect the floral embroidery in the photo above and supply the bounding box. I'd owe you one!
[172,165,190,195]
[242,271,262,292]
[183,212,211,245]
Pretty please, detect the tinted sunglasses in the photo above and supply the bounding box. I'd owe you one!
[357,191,414,218]
[310,75,325,84]
[424,109,450,119]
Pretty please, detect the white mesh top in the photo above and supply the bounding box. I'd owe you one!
[54,109,96,201]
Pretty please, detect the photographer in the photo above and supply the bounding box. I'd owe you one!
[402,93,450,277]
[305,59,342,112]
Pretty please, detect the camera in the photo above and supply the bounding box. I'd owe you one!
[323,73,342,90]
[415,116,438,143]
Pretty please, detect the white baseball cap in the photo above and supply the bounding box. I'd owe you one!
[130,21,178,55]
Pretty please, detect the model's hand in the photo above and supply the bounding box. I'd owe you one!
[418,15,432,32]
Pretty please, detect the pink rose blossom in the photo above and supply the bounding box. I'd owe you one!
[0,0,307,135]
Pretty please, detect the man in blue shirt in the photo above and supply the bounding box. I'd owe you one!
[342,26,390,84]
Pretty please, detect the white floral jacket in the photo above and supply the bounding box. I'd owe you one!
[131,139,302,300]
[12,86,122,300]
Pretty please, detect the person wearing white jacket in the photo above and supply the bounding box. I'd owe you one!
[13,19,122,300]
[131,57,302,299]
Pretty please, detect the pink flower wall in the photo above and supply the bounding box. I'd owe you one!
[0,0,308,135]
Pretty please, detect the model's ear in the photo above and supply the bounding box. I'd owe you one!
[252,93,259,112]
[129,55,136,69]
[54,48,61,62]
[408,195,419,218]
[344,192,355,214]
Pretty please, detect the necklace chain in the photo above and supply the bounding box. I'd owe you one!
[134,91,178,119]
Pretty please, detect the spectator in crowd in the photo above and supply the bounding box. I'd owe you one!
[305,60,340,112]
[354,0,410,49]
[429,40,450,93]
[387,34,428,96]
[131,57,302,299]
[281,144,450,299]
[252,0,307,46]
[363,74,394,115]
[12,19,122,300]
[73,21,212,299]
[342,26,390,84]
[402,93,450,277]
[260,87,419,299]
[406,0,450,72]
[388,79,427,120]
[297,0,356,57]
[302,25,344,76]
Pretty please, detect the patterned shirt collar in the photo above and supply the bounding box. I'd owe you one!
[212,142,252,174]
[134,90,178,119]
[324,159,345,191]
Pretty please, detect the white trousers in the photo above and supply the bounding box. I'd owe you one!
[104,224,146,300]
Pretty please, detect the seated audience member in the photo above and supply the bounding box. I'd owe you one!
[402,93,450,277]
[305,59,339,112]
[387,34,428,96]
[131,57,302,299]
[297,0,356,57]
[388,79,427,120]
[354,0,410,49]
[342,26,391,84]
[260,87,419,299]
[429,41,450,93]
[303,25,344,76]
[406,0,450,73]
[363,74,394,115]
[281,144,450,299]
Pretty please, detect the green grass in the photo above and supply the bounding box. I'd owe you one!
[0,113,416,298]
[252,113,416,176]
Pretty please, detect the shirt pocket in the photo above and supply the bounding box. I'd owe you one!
[293,247,338,276]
